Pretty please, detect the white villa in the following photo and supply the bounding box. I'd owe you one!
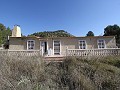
[6,25,120,58]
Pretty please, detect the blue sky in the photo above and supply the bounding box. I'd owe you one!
[0,0,120,36]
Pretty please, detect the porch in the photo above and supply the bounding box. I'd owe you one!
[67,48,120,57]
[0,48,120,59]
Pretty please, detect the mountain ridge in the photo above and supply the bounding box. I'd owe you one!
[28,30,75,37]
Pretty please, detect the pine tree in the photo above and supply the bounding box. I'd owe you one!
[0,31,2,46]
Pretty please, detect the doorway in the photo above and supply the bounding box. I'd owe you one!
[44,42,47,53]
[41,41,48,54]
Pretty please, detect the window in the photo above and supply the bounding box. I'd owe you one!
[27,40,35,50]
[54,41,60,55]
[79,40,86,49]
[98,40,105,49]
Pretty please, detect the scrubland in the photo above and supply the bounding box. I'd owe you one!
[0,55,120,90]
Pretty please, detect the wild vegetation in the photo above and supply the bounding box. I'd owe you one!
[0,54,120,90]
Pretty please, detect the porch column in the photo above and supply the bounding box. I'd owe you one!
[41,46,44,56]
[66,46,68,56]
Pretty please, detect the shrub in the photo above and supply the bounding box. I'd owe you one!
[0,55,120,90]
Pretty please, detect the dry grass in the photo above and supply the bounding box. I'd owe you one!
[0,55,120,90]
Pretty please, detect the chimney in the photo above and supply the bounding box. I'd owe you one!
[12,25,21,37]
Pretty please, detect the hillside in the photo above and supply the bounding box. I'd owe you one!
[29,30,75,37]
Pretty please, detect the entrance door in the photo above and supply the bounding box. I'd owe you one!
[41,41,47,54]
[44,42,47,53]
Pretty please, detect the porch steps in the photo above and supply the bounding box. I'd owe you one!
[43,56,65,62]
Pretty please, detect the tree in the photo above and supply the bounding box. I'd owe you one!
[2,27,12,43]
[103,24,120,47]
[86,31,94,36]
[0,23,12,47]
[0,23,6,31]
[0,31,2,46]
[104,24,120,36]
[0,23,6,46]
